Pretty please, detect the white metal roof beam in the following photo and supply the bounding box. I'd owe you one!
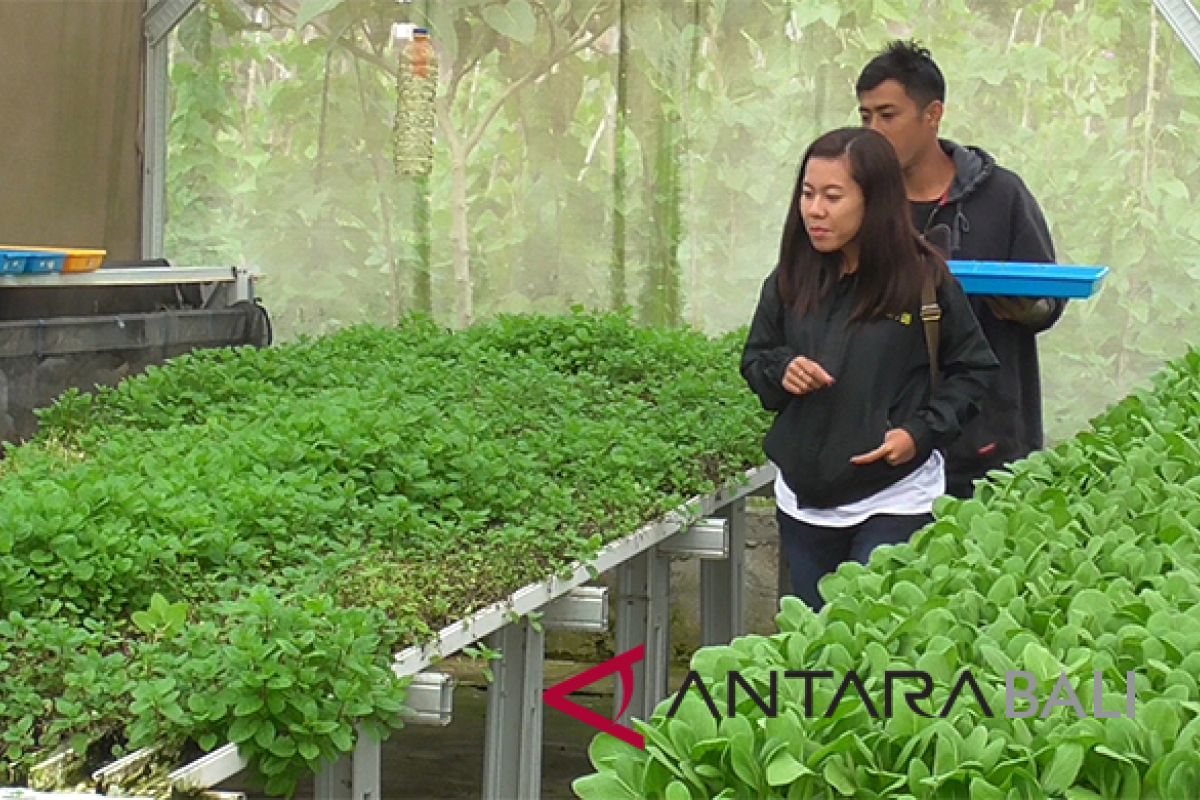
[145,0,201,47]
[1155,0,1200,68]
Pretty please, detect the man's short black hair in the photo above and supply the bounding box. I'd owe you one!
[856,40,946,108]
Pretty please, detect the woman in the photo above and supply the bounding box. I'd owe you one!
[741,127,998,610]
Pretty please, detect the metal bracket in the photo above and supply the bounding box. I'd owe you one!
[402,671,455,726]
[234,267,256,303]
[542,585,609,632]
[659,517,729,559]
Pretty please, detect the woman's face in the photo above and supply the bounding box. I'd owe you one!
[800,156,865,255]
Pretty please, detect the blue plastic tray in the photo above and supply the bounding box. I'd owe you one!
[948,261,1108,299]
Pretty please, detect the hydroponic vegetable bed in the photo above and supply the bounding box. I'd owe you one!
[0,312,771,796]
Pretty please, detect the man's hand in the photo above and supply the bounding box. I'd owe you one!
[850,428,917,467]
[782,356,835,396]
[983,296,1055,326]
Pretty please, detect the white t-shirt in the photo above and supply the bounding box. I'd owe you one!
[774,450,945,528]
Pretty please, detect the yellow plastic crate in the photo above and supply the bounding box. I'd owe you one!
[61,248,106,273]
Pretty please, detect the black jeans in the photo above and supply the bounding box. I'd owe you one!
[777,509,934,611]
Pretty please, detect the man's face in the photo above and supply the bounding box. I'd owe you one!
[857,79,941,171]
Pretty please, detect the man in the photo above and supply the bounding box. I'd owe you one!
[856,40,1065,499]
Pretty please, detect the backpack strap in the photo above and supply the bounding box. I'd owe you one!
[921,277,942,389]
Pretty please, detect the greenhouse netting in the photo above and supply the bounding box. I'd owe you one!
[165,0,1200,445]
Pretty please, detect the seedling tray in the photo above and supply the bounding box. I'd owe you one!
[949,261,1108,298]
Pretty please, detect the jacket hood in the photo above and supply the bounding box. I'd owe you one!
[943,140,995,203]
[928,140,997,252]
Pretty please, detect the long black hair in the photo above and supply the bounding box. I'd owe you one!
[776,127,947,321]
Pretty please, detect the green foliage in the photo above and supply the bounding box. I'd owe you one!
[0,312,768,793]
[574,346,1200,799]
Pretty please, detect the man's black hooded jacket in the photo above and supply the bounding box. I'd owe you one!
[911,140,1064,495]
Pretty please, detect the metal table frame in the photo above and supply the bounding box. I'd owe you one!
[0,266,257,306]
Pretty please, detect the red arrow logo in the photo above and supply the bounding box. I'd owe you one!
[544,645,645,749]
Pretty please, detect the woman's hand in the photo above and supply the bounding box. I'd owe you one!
[850,428,917,467]
[782,356,835,396]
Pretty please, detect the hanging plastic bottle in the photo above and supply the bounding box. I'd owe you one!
[392,26,438,178]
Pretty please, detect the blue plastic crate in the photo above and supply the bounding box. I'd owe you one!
[22,252,65,274]
[0,249,34,274]
[948,261,1109,299]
